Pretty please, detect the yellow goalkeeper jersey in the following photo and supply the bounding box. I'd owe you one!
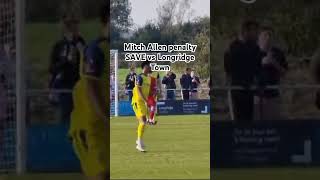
[70,37,108,131]
[132,73,151,104]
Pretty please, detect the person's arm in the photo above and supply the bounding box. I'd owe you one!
[87,79,106,120]
[74,35,86,53]
[83,46,106,120]
[263,50,286,76]
[180,75,184,87]
[125,74,130,86]
[272,49,287,76]
[196,77,200,85]
[49,42,61,74]
[162,76,167,85]
[224,49,232,77]
[49,41,72,74]
[136,75,147,103]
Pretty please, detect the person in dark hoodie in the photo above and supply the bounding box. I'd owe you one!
[49,13,86,122]
[255,26,287,120]
[180,68,192,100]
[125,66,136,101]
[162,70,176,100]
[224,20,261,122]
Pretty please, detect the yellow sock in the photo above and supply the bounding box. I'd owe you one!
[137,122,145,139]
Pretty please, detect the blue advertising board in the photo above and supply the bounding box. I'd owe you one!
[119,100,210,116]
[212,120,320,168]
[157,100,210,115]
[27,124,80,172]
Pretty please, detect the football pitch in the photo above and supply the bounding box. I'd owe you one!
[110,115,210,179]
[2,168,320,180]
[2,115,320,179]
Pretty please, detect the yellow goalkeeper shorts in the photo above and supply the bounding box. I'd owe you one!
[70,121,108,177]
[132,101,148,118]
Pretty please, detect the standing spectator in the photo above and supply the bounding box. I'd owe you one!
[208,78,212,98]
[125,66,136,101]
[255,26,287,120]
[312,50,320,109]
[162,71,176,100]
[224,20,261,122]
[49,13,86,122]
[190,70,200,99]
[0,21,14,162]
[180,68,192,100]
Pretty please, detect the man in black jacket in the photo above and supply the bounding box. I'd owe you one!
[180,68,192,100]
[224,20,261,122]
[125,66,136,101]
[162,71,176,100]
[190,70,201,99]
[49,13,86,122]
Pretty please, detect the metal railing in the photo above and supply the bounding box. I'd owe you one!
[211,84,320,121]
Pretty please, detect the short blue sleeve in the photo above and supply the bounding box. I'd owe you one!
[83,42,104,78]
[136,75,143,86]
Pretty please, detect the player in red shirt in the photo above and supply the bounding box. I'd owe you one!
[147,73,158,125]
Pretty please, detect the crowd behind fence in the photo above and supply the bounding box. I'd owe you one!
[212,84,320,121]
[23,84,320,123]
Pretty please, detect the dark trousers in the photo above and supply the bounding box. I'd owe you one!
[128,90,133,101]
[231,90,254,123]
[182,90,190,100]
[166,90,175,100]
[59,92,73,122]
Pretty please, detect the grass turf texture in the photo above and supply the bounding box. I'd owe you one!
[2,168,320,180]
[110,115,210,179]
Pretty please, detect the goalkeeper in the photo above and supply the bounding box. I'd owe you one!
[69,4,109,180]
[132,61,154,152]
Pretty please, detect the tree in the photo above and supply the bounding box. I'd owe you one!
[110,0,133,49]
[111,0,133,34]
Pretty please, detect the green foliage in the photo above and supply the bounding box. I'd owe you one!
[126,17,210,79]
[110,0,133,49]
[213,0,320,57]
[212,0,320,86]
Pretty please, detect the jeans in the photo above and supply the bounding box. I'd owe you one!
[166,90,176,100]
[128,90,133,101]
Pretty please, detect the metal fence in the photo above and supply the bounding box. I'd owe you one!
[212,84,320,121]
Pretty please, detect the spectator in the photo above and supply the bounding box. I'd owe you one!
[255,26,288,120]
[224,20,261,122]
[190,70,200,99]
[208,78,212,98]
[125,66,136,101]
[49,13,86,122]
[162,71,176,100]
[0,21,14,162]
[312,50,320,109]
[180,68,192,100]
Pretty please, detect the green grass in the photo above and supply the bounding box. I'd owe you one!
[3,168,320,180]
[110,115,210,179]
